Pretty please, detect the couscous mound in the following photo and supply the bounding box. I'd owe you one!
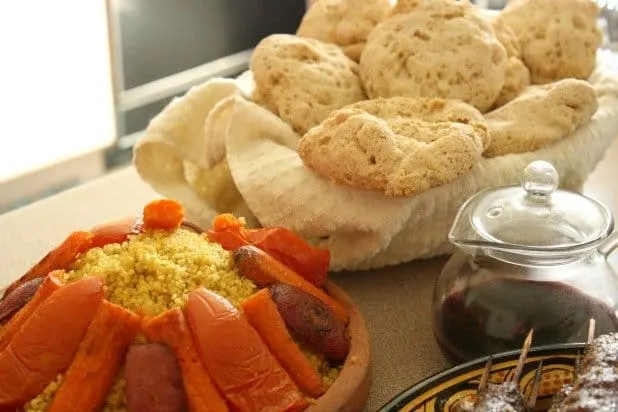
[21,227,338,412]
[63,228,257,316]
[4,200,349,412]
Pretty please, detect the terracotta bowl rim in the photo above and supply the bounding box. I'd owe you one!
[309,280,372,412]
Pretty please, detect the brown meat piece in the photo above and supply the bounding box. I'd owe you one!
[125,343,187,412]
[0,278,43,323]
[558,333,618,411]
[269,283,350,363]
[473,382,530,412]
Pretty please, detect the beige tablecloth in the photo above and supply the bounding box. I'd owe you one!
[1,140,617,411]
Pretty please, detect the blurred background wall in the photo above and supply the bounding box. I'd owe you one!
[0,0,616,214]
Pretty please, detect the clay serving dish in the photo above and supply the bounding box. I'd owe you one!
[0,204,371,412]
[312,281,371,412]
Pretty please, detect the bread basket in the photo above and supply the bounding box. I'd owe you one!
[133,50,618,272]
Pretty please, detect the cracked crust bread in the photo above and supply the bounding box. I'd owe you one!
[296,0,392,62]
[501,0,602,84]
[484,79,598,158]
[359,0,508,113]
[250,34,366,135]
[297,97,490,197]
[392,0,528,109]
[479,10,531,108]
[492,57,530,108]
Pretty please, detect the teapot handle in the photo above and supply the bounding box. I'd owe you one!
[598,232,618,257]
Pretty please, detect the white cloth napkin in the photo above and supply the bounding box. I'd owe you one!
[134,52,618,271]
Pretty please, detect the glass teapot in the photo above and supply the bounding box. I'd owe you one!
[432,160,618,362]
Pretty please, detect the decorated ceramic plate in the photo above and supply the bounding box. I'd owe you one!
[379,343,586,412]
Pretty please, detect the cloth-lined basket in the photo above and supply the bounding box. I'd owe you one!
[134,51,618,271]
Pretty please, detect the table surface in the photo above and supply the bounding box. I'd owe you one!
[1,139,617,411]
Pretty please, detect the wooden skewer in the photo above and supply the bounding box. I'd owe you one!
[574,319,596,375]
[587,318,596,345]
[510,329,534,383]
[474,356,493,407]
[527,360,543,408]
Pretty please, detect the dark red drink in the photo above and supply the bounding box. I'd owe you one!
[433,278,618,362]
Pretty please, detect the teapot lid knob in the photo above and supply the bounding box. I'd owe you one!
[521,161,559,197]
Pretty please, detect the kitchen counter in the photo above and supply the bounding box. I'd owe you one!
[1,139,617,411]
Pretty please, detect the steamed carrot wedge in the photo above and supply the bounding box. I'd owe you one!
[246,228,330,288]
[47,300,140,412]
[0,272,63,352]
[90,216,144,248]
[206,214,329,287]
[3,231,93,296]
[184,288,309,412]
[0,278,103,409]
[233,246,348,324]
[205,230,250,251]
[211,213,246,233]
[205,213,250,250]
[142,308,230,412]
[143,199,185,231]
[241,289,326,398]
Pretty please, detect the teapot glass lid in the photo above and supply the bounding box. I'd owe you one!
[465,161,613,249]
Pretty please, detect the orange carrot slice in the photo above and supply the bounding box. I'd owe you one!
[205,230,250,251]
[206,215,329,287]
[0,272,63,352]
[143,199,185,231]
[47,300,140,412]
[3,231,93,296]
[211,214,245,233]
[142,308,230,412]
[233,246,348,324]
[0,277,103,409]
[184,288,309,412]
[246,228,330,288]
[90,216,144,248]
[241,289,326,398]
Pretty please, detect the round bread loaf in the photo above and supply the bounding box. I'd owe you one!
[481,11,531,108]
[250,34,366,135]
[297,97,489,197]
[359,0,508,113]
[501,0,602,84]
[296,0,392,62]
[493,57,531,109]
[484,79,598,158]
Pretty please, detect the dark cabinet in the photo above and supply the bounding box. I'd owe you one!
[106,0,306,167]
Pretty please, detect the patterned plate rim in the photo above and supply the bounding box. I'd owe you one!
[378,342,587,411]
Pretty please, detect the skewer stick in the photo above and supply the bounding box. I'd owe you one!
[474,356,493,407]
[558,319,599,409]
[574,319,596,375]
[527,361,543,408]
[510,329,534,383]
[478,357,492,391]
[586,318,596,345]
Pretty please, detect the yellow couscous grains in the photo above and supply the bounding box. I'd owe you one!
[23,227,341,408]
[63,229,257,316]
[23,374,63,412]
[102,367,128,412]
[296,339,341,389]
